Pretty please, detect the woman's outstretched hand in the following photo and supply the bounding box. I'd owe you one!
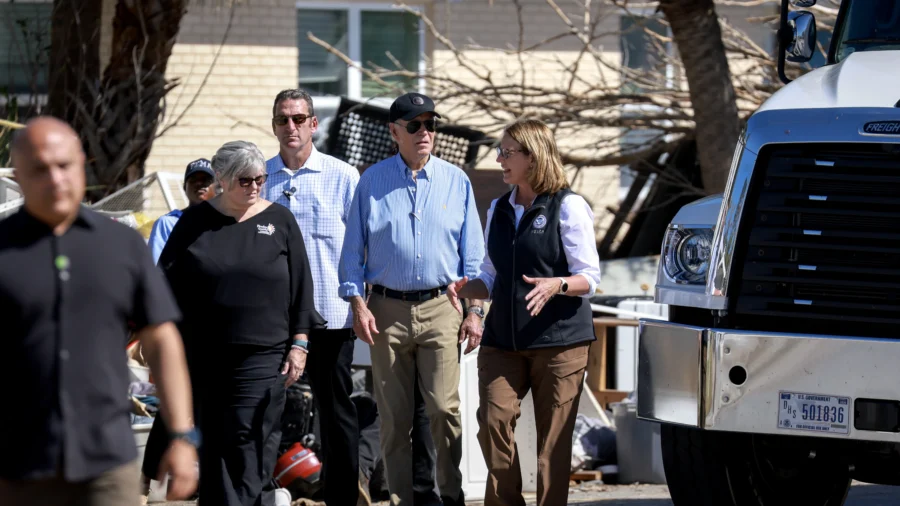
[447,276,469,314]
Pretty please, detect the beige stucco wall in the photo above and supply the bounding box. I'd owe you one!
[426,0,777,236]
[142,0,299,177]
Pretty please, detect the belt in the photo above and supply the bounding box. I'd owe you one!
[371,284,448,302]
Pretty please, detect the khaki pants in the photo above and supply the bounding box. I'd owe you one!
[368,294,463,506]
[0,460,140,506]
[476,343,590,506]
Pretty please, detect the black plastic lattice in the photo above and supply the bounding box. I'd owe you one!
[324,97,488,170]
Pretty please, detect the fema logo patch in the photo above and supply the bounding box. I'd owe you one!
[257,223,276,236]
[412,96,425,105]
[533,215,548,229]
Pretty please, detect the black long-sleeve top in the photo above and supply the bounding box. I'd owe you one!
[158,201,326,346]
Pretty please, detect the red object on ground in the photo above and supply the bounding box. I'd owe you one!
[274,443,323,490]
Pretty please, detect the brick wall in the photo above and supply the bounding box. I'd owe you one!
[142,0,299,177]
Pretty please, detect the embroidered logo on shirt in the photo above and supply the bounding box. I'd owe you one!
[257,223,276,236]
[533,215,548,229]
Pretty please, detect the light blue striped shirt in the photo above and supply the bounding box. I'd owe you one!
[339,154,484,298]
[263,148,359,328]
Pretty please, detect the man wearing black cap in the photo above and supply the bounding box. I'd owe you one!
[339,92,485,506]
[147,158,215,263]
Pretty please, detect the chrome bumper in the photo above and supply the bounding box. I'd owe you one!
[637,320,900,443]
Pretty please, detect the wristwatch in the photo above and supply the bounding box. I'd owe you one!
[170,427,202,448]
[558,278,569,295]
[467,305,485,318]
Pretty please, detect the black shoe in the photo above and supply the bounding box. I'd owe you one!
[357,469,372,506]
[414,491,443,506]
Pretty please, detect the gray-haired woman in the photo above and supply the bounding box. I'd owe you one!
[158,140,325,505]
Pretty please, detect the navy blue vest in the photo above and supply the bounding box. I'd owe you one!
[482,188,596,351]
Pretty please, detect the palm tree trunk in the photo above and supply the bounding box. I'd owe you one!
[658,0,740,194]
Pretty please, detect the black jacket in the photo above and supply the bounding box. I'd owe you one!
[482,188,596,351]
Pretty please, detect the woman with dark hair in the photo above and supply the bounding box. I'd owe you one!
[449,119,602,506]
[159,140,325,505]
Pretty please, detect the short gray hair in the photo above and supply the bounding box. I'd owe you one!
[211,141,265,183]
[273,89,315,117]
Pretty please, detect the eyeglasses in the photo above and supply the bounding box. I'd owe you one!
[395,118,437,134]
[237,174,268,188]
[273,114,311,126]
[496,147,525,159]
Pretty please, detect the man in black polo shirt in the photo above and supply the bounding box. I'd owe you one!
[0,117,198,505]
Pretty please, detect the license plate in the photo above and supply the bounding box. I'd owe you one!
[778,391,851,435]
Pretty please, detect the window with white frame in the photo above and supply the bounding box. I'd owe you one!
[297,3,424,100]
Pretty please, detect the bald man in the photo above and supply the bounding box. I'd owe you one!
[0,117,198,505]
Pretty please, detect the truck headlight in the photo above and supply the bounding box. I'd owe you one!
[663,226,713,284]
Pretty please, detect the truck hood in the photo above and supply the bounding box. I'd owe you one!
[758,50,900,112]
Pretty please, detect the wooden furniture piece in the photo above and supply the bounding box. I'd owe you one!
[585,317,635,410]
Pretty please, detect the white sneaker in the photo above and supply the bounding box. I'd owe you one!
[274,487,292,506]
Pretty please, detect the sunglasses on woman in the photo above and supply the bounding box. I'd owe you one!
[238,174,268,188]
[273,114,310,127]
[395,118,437,134]
[496,147,525,159]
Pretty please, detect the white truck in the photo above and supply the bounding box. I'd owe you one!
[638,0,900,504]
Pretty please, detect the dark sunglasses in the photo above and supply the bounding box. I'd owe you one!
[395,118,437,134]
[237,174,268,188]
[273,114,311,126]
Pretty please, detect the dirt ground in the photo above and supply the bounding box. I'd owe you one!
[160,481,900,506]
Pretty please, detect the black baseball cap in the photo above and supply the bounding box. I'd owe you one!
[184,158,214,183]
[389,92,442,123]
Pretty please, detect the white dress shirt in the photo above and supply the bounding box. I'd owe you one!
[476,187,602,298]
[263,147,360,329]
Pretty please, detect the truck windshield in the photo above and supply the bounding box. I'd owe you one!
[834,0,900,62]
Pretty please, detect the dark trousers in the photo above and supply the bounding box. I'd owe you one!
[307,328,360,505]
[410,375,440,504]
[358,374,440,505]
[197,343,287,506]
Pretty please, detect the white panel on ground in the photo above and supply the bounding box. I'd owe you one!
[459,347,538,500]
[615,301,669,392]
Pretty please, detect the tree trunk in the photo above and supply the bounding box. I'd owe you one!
[47,0,102,146]
[83,0,188,200]
[658,0,740,194]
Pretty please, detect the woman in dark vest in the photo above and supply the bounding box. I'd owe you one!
[449,119,601,506]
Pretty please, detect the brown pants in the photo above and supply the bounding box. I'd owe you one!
[368,294,464,506]
[477,342,590,506]
[0,460,140,506]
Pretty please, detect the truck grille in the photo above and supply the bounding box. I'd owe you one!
[731,144,900,337]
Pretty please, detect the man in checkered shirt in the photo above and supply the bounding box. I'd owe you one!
[261,89,368,505]
[264,90,443,506]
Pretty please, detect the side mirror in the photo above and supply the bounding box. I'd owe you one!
[786,11,817,63]
[790,0,816,6]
